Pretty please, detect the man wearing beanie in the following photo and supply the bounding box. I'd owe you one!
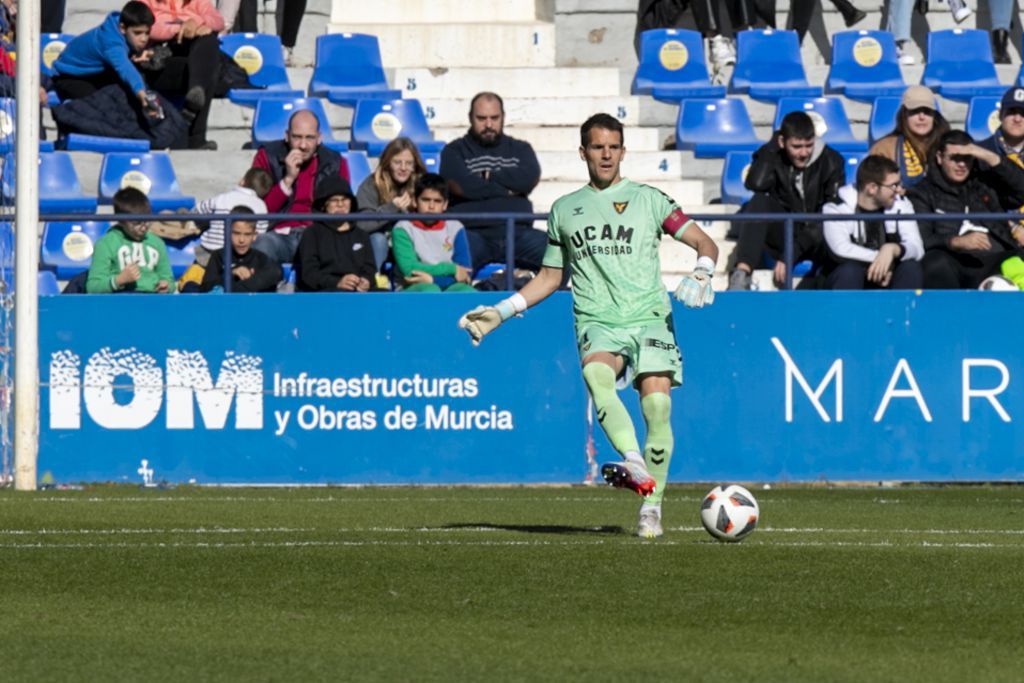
[294,175,378,293]
[977,86,1024,214]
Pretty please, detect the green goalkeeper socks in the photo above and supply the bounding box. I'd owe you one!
[640,392,673,506]
[582,362,640,457]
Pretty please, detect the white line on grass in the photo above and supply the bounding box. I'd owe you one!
[0,527,313,536]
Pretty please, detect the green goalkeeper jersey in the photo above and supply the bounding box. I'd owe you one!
[543,178,692,328]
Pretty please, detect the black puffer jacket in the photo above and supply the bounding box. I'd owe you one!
[745,137,846,213]
[975,134,1024,211]
[906,164,1015,252]
[52,83,188,150]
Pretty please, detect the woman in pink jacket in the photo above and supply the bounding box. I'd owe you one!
[141,0,225,149]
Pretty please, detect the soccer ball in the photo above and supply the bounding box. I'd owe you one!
[979,275,1019,291]
[700,485,759,542]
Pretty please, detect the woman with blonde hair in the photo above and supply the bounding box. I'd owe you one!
[356,137,427,269]
[868,85,950,190]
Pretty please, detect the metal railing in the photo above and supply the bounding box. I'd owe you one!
[21,209,1023,292]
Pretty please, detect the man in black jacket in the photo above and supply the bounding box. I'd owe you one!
[440,92,546,272]
[977,86,1024,213]
[200,206,282,293]
[728,111,846,290]
[908,130,1024,289]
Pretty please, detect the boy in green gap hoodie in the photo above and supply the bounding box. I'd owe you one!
[87,187,173,293]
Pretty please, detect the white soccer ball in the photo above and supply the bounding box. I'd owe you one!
[979,275,1019,291]
[700,484,760,542]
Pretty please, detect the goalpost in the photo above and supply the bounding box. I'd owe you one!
[13,0,41,490]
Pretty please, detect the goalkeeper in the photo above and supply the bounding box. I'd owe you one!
[458,113,718,539]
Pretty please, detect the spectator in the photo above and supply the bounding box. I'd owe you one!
[727,111,845,290]
[200,206,281,292]
[276,0,306,66]
[86,187,173,294]
[51,3,164,120]
[821,155,924,289]
[41,0,65,34]
[295,176,377,293]
[440,92,546,273]
[977,86,1024,212]
[908,130,1024,289]
[392,173,475,293]
[250,109,350,266]
[885,0,915,65]
[356,136,427,270]
[140,0,224,150]
[217,0,256,33]
[988,0,1013,64]
[868,86,950,191]
[792,0,866,44]
[193,167,272,267]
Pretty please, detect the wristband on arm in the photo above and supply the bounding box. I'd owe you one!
[494,292,528,321]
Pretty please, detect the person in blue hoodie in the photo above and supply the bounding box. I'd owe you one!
[51,2,161,117]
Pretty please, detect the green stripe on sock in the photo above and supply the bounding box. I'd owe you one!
[640,392,673,506]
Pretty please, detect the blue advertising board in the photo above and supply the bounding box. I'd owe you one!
[39,291,1024,484]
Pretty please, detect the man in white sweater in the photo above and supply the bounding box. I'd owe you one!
[821,155,924,290]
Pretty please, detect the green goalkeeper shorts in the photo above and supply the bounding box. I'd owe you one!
[575,318,683,389]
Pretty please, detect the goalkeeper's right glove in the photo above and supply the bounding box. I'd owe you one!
[457,294,527,346]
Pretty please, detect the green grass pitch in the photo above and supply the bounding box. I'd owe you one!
[0,485,1021,682]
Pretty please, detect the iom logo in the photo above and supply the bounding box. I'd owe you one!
[49,348,263,430]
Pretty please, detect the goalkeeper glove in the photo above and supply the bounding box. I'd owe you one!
[458,294,526,346]
[674,258,715,308]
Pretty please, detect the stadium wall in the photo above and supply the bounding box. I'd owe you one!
[38,292,1023,484]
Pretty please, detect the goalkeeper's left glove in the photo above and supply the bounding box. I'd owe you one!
[674,258,715,308]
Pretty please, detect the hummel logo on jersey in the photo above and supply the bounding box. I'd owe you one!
[573,206,584,216]
[613,201,629,214]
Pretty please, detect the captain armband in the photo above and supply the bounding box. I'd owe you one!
[661,208,696,240]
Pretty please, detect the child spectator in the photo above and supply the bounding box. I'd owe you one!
[356,137,427,270]
[87,187,173,294]
[200,206,281,292]
[193,168,272,266]
[295,176,377,293]
[392,173,474,293]
[51,2,161,119]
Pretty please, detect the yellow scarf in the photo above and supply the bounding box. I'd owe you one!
[901,138,924,178]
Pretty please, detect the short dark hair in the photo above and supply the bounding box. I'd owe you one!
[242,168,273,197]
[414,172,448,200]
[580,113,624,148]
[119,1,155,28]
[229,206,257,231]
[855,155,900,191]
[936,129,974,155]
[779,111,816,140]
[112,187,151,215]
[469,92,504,115]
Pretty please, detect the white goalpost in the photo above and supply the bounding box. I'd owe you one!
[13,0,41,490]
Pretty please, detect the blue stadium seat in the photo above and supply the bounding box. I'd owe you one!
[251,97,336,147]
[342,150,372,193]
[773,97,868,154]
[868,94,943,144]
[0,98,56,153]
[62,133,150,153]
[965,96,1002,141]
[164,236,199,278]
[825,30,906,101]
[0,221,11,268]
[922,29,1005,102]
[842,151,865,180]
[38,270,60,296]
[98,153,195,212]
[40,33,73,78]
[308,33,402,105]
[675,98,761,158]
[41,220,109,279]
[422,151,441,174]
[2,152,97,214]
[349,99,445,157]
[720,150,754,205]
[728,29,821,101]
[631,29,726,101]
[219,33,304,107]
